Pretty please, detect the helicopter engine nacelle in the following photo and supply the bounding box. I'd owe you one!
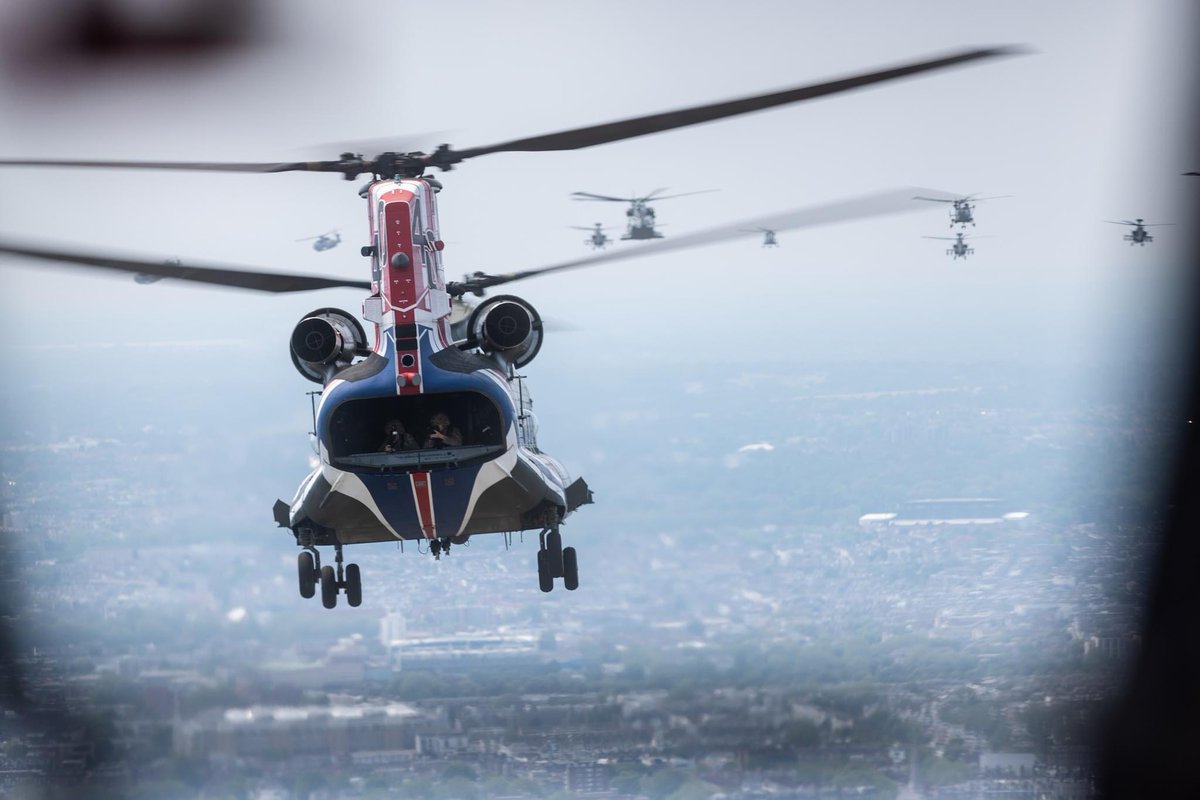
[290,307,368,384]
[466,295,543,368]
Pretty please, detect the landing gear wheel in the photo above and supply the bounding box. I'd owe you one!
[562,547,579,591]
[546,530,564,578]
[297,551,317,599]
[320,565,338,609]
[345,563,362,607]
[537,549,553,593]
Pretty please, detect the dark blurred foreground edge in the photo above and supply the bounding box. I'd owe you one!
[1096,44,1200,798]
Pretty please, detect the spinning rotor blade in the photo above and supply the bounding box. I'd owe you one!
[2,47,1023,179]
[963,194,1012,202]
[1104,220,1143,226]
[922,236,959,240]
[571,192,636,202]
[913,195,958,204]
[643,189,720,202]
[0,157,349,174]
[0,241,370,293]
[451,186,953,296]
[444,47,1025,163]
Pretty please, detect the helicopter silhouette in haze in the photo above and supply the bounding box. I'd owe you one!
[739,227,778,247]
[915,192,1010,227]
[1106,218,1172,246]
[569,223,613,249]
[297,230,341,252]
[923,230,992,259]
[0,45,1020,607]
[571,188,717,240]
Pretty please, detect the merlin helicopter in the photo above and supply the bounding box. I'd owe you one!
[915,192,1010,227]
[923,230,991,259]
[571,188,717,240]
[739,227,779,247]
[569,223,613,250]
[298,230,342,252]
[0,45,1020,608]
[1105,218,1172,246]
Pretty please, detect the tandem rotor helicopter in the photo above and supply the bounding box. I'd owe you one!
[570,188,718,240]
[0,46,1020,608]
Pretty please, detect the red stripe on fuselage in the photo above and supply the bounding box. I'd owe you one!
[411,471,437,538]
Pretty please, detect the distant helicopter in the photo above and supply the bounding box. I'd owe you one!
[297,230,342,252]
[739,227,778,247]
[914,193,1010,227]
[0,45,1018,607]
[923,231,991,259]
[569,223,613,250]
[1105,218,1173,246]
[571,188,717,240]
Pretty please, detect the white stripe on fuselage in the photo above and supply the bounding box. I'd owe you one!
[322,464,402,540]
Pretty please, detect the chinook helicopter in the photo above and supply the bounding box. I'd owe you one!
[569,223,613,250]
[923,230,991,259]
[571,188,717,240]
[915,192,1010,227]
[1105,218,1173,246]
[0,46,1019,607]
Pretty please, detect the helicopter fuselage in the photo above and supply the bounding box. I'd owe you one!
[282,178,588,547]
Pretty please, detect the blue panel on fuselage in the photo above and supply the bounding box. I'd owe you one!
[316,324,519,539]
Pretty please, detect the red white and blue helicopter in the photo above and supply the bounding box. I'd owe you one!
[0,46,1018,608]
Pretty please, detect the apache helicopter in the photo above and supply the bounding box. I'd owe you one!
[298,230,342,252]
[569,223,613,250]
[739,227,779,247]
[571,188,717,240]
[0,46,1018,608]
[923,231,991,259]
[1105,218,1173,246]
[915,192,1010,227]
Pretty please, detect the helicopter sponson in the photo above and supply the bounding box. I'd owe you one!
[289,307,370,384]
[462,294,544,368]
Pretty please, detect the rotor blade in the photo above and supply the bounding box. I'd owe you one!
[1184,172,1199,176]
[456,187,954,293]
[644,189,721,202]
[1141,223,1175,227]
[967,195,1013,202]
[444,46,1027,162]
[922,236,958,240]
[1104,220,1142,226]
[571,192,633,202]
[0,241,371,293]
[640,188,672,201]
[0,157,350,175]
[913,196,957,203]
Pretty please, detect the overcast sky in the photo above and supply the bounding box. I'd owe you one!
[0,0,1194,382]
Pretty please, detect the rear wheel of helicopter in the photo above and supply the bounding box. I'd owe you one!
[320,566,338,609]
[537,550,554,593]
[297,551,317,599]
[546,530,564,578]
[345,564,362,608]
[562,547,579,591]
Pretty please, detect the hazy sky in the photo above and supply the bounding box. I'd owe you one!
[0,0,1194,381]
